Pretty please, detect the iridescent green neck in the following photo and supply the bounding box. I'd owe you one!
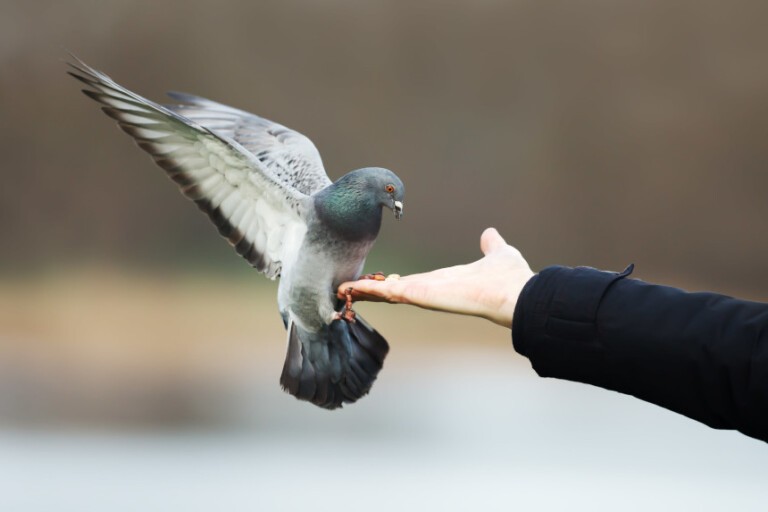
[314,180,383,241]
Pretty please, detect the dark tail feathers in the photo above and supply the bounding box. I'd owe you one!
[279,315,389,409]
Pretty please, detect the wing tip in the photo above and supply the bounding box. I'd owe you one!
[64,53,107,87]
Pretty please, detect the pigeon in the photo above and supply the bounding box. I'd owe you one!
[67,57,404,409]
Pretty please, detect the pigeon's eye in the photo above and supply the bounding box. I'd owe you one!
[385,184,396,193]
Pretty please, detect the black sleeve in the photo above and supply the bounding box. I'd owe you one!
[512,265,768,443]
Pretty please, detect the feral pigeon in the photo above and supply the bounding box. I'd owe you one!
[68,58,404,409]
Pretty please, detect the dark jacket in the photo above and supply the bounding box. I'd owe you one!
[512,265,768,443]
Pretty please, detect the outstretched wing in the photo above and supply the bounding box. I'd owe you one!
[68,58,312,279]
[165,91,332,196]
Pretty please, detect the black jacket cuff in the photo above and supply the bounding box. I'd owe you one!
[512,264,634,382]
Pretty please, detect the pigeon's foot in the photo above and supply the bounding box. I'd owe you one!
[331,310,356,322]
[338,287,357,323]
[360,271,386,281]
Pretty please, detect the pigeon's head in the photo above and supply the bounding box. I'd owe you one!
[318,167,405,239]
[354,167,405,220]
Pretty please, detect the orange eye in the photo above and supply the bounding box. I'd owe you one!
[385,184,395,193]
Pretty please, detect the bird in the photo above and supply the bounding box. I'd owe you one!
[67,57,404,409]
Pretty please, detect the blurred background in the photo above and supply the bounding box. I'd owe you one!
[2,0,767,509]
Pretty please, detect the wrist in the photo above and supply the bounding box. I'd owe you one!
[493,269,535,328]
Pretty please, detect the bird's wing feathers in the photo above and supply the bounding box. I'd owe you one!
[165,91,332,196]
[68,59,312,279]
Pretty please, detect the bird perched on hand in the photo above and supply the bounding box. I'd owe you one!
[68,57,404,409]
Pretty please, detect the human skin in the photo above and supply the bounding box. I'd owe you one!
[337,228,535,329]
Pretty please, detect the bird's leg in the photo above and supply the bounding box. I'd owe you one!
[341,287,357,322]
[333,287,357,323]
[341,273,386,321]
[330,287,357,323]
[333,275,387,323]
[359,271,386,281]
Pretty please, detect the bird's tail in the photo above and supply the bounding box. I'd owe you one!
[280,315,389,409]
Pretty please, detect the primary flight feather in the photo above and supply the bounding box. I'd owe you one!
[68,57,404,409]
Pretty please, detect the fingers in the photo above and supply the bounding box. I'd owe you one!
[337,279,395,302]
[480,227,507,255]
[341,288,390,303]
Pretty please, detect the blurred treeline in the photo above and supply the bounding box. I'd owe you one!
[3,0,768,295]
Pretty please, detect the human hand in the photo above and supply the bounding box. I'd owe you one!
[337,228,535,328]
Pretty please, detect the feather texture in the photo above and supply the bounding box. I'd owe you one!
[165,91,332,197]
[281,315,389,409]
[68,58,312,278]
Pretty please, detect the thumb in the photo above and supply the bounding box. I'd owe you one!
[480,227,507,255]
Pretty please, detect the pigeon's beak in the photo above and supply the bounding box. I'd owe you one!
[393,201,404,220]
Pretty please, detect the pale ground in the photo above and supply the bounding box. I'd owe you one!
[0,270,766,511]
